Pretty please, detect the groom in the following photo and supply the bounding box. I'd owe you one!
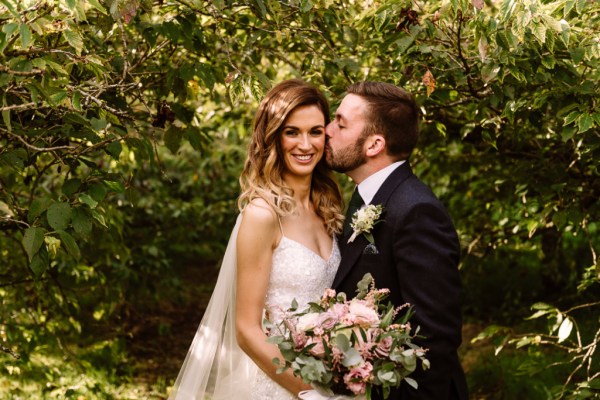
[325,82,468,400]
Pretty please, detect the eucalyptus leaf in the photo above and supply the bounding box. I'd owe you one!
[403,377,418,389]
[334,332,350,352]
[341,348,362,368]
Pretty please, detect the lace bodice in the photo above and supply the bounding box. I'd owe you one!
[252,235,341,400]
[265,236,340,325]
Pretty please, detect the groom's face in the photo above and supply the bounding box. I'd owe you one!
[325,94,368,173]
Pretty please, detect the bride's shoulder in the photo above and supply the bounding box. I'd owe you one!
[241,198,278,227]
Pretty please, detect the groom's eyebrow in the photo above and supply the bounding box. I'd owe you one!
[335,112,346,122]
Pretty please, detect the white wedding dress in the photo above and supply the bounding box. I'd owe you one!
[169,215,341,400]
[252,234,341,399]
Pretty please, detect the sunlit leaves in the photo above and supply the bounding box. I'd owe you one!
[88,0,108,14]
[19,24,32,48]
[557,317,573,343]
[63,29,84,55]
[108,0,139,23]
[78,194,98,209]
[481,63,500,83]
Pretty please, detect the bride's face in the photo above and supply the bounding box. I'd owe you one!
[279,104,326,179]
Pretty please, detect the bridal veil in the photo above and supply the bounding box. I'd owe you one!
[168,214,257,400]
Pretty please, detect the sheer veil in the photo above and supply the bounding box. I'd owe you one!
[168,214,257,400]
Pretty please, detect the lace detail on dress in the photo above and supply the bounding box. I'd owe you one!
[251,236,341,400]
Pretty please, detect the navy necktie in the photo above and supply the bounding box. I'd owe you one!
[343,188,364,238]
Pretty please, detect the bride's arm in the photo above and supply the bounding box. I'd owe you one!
[235,200,311,396]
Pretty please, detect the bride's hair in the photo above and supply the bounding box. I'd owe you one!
[238,79,343,235]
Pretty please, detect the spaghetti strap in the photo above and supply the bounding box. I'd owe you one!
[277,216,284,235]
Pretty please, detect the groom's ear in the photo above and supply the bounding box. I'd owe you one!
[365,134,386,157]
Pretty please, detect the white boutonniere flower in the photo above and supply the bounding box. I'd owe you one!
[348,204,384,244]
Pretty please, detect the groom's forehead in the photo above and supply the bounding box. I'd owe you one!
[337,94,367,119]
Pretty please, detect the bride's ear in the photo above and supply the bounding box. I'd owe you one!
[365,134,386,157]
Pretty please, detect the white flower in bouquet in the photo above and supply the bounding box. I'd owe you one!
[297,312,321,331]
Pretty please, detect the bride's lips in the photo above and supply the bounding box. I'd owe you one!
[292,154,315,164]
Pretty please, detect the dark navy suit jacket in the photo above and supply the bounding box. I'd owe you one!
[333,162,468,400]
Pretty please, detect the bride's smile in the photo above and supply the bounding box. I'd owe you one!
[280,104,326,179]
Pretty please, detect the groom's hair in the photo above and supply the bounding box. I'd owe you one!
[347,81,419,160]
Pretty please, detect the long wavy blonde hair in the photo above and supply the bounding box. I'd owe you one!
[238,79,343,235]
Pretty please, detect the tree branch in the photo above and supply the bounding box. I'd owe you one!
[0,66,44,76]
[0,343,20,359]
[2,129,76,152]
[0,102,38,112]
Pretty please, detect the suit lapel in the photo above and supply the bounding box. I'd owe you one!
[333,162,414,289]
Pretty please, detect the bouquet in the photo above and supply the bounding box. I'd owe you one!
[268,274,429,400]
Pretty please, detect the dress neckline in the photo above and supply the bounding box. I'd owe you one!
[277,235,336,263]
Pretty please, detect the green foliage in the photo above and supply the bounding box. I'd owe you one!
[0,0,598,397]
[467,344,572,399]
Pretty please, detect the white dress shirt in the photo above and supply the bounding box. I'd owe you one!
[356,160,405,205]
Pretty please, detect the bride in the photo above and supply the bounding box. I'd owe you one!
[168,79,344,400]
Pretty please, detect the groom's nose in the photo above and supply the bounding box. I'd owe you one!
[325,122,334,138]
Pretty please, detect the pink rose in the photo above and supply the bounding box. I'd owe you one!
[291,330,307,350]
[348,300,380,327]
[306,336,326,358]
[317,310,339,330]
[331,303,349,318]
[375,335,393,357]
[343,362,373,395]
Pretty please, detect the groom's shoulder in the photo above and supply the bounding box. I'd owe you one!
[387,174,446,212]
[394,173,437,198]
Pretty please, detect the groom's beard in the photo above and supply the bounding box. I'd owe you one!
[325,135,368,173]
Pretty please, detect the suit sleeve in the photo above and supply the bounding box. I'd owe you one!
[392,201,462,399]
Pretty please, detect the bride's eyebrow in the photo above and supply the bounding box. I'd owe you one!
[282,124,325,130]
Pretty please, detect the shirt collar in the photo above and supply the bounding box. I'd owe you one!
[357,160,405,205]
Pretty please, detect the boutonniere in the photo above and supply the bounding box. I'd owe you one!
[348,204,384,244]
